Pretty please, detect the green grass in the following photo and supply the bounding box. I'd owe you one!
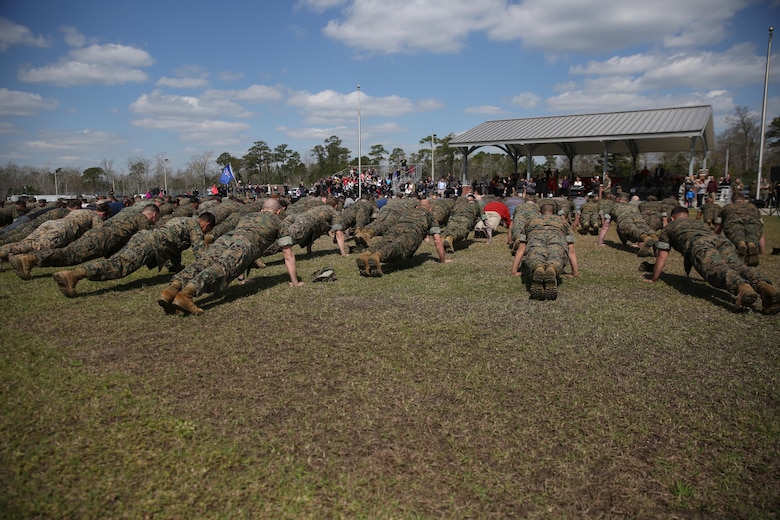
[1,213,779,518]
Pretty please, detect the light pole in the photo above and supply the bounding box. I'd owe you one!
[757,27,773,200]
[431,133,436,183]
[163,158,169,195]
[357,84,362,200]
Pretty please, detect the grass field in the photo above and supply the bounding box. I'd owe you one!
[1,209,779,518]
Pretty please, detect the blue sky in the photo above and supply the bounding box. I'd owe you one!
[0,0,778,174]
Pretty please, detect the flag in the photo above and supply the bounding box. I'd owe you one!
[219,164,235,184]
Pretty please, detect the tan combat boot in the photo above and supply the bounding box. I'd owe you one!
[203,234,214,250]
[9,253,36,280]
[356,251,372,277]
[746,242,760,266]
[52,268,87,298]
[353,229,374,249]
[443,235,455,254]
[736,241,748,262]
[172,284,203,315]
[367,252,383,277]
[543,265,558,300]
[734,283,759,309]
[158,280,183,314]
[756,281,780,315]
[529,265,546,300]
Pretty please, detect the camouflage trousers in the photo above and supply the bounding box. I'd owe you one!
[367,223,426,262]
[690,235,770,294]
[339,203,373,231]
[173,234,257,296]
[443,215,475,242]
[579,211,600,233]
[362,209,402,236]
[0,225,80,256]
[34,229,132,268]
[723,216,763,246]
[522,234,569,274]
[616,215,655,243]
[82,230,161,281]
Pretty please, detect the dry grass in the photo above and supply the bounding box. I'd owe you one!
[1,211,779,518]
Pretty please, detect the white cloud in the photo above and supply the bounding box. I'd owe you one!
[24,129,125,151]
[18,40,154,86]
[129,90,251,118]
[510,93,541,109]
[19,61,149,86]
[219,84,285,103]
[465,105,503,115]
[60,26,86,47]
[0,18,48,51]
[287,88,442,125]
[157,77,210,89]
[131,117,251,147]
[0,88,58,116]
[0,122,18,135]
[317,0,748,56]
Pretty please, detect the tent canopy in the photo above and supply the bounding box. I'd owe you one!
[450,105,715,158]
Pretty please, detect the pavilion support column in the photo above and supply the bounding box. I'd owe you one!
[688,137,697,178]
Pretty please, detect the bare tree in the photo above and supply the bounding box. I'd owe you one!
[723,106,760,178]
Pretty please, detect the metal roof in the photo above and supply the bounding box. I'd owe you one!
[450,105,715,157]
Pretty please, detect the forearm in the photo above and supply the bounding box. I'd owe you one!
[511,243,525,274]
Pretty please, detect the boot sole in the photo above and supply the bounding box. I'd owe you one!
[367,256,383,277]
[52,272,77,298]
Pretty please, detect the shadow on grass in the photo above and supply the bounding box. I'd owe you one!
[656,272,740,312]
[601,239,642,255]
[78,271,174,297]
[195,272,295,311]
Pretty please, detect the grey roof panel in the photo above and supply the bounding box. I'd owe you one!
[451,106,715,156]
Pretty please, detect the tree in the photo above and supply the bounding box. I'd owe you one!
[127,157,151,195]
[243,141,272,183]
[82,167,105,194]
[368,144,388,165]
[723,105,760,181]
[388,147,406,167]
[310,136,351,178]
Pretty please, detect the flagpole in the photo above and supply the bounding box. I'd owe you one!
[757,27,773,200]
[357,84,362,200]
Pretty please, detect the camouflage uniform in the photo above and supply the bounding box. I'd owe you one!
[518,214,575,275]
[442,197,486,245]
[207,200,265,240]
[697,201,721,229]
[576,199,600,234]
[285,196,324,216]
[638,199,666,231]
[608,202,657,245]
[32,209,155,268]
[656,218,772,294]
[366,207,440,262]
[285,204,339,249]
[717,201,763,249]
[81,216,207,281]
[0,209,103,256]
[0,207,68,246]
[199,199,241,225]
[431,197,456,226]
[331,199,376,232]
[359,197,418,237]
[510,203,540,244]
[158,200,198,225]
[172,211,291,296]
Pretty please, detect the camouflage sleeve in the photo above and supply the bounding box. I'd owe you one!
[188,220,206,259]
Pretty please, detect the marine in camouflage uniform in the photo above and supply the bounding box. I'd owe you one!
[511,202,578,300]
[10,204,160,280]
[575,197,600,235]
[356,199,449,277]
[158,199,302,315]
[638,197,666,231]
[431,197,456,226]
[331,198,377,256]
[52,214,216,297]
[205,199,266,243]
[715,192,763,266]
[440,194,487,252]
[1,206,106,262]
[284,201,340,253]
[696,196,721,230]
[645,207,779,314]
[354,197,418,247]
[509,200,539,254]
[597,196,659,256]
[0,206,69,246]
